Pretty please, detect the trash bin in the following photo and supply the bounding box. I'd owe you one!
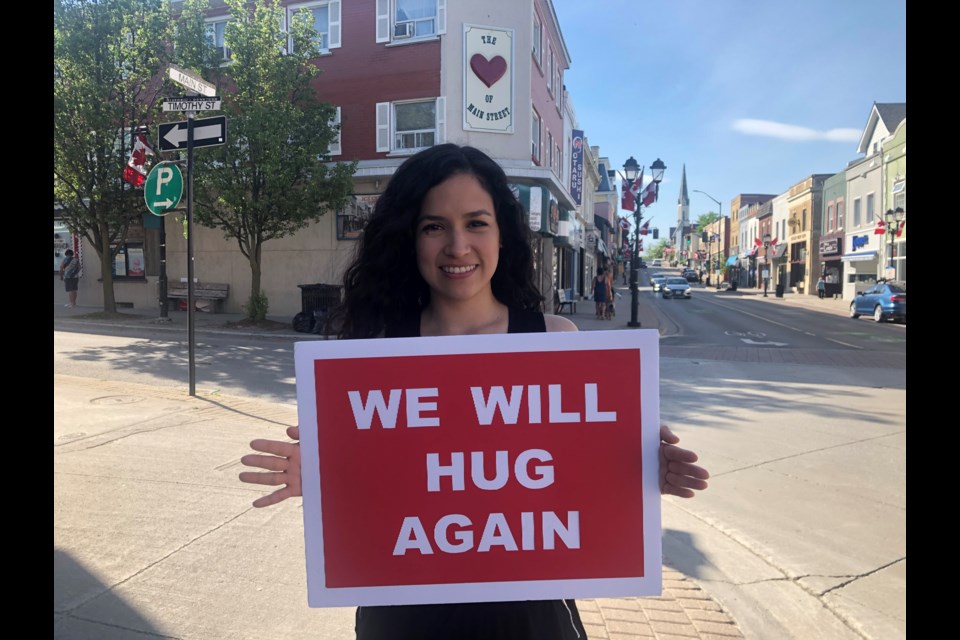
[293,283,343,334]
[775,283,785,298]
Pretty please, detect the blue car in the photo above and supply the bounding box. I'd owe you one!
[849,282,906,323]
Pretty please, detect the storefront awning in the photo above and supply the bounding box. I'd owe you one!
[724,256,738,266]
[771,243,787,259]
[841,251,878,262]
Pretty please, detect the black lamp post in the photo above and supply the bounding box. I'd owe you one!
[692,189,723,290]
[762,233,771,297]
[884,207,905,278]
[624,156,666,328]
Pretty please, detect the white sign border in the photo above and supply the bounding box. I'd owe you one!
[294,329,662,607]
[462,24,515,134]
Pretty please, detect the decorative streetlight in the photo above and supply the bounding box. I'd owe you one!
[692,189,722,290]
[884,207,905,279]
[623,156,666,328]
[762,233,771,297]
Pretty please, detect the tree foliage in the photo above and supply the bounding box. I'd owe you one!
[174,0,357,317]
[693,211,721,232]
[646,239,671,259]
[54,0,173,312]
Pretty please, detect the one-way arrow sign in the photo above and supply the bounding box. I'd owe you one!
[158,116,227,151]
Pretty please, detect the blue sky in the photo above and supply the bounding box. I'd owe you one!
[552,0,907,231]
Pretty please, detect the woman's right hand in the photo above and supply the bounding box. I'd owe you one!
[239,425,302,508]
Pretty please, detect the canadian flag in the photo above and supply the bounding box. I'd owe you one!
[639,220,650,235]
[122,129,154,188]
[621,180,635,211]
[896,220,905,238]
[643,184,658,206]
[873,219,887,235]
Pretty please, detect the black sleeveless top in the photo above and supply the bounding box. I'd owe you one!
[357,308,586,640]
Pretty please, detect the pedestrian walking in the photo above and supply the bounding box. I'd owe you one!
[238,144,709,640]
[817,276,826,299]
[59,249,80,307]
[593,268,609,319]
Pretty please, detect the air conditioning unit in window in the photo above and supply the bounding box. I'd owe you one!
[394,21,414,39]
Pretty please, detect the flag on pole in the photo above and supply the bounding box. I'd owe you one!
[630,169,644,196]
[639,180,657,206]
[621,179,635,211]
[896,220,905,238]
[122,129,154,188]
[873,219,886,235]
[639,220,650,235]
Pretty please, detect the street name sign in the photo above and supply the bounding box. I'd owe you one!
[144,162,183,216]
[163,96,222,112]
[167,65,217,98]
[158,116,227,151]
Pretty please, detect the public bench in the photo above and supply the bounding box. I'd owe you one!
[555,288,577,314]
[167,282,230,313]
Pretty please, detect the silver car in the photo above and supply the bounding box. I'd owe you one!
[650,275,668,292]
[661,277,692,299]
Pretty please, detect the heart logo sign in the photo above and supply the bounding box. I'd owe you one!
[470,54,508,88]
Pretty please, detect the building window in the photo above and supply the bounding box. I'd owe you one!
[866,192,875,222]
[556,143,562,176]
[337,194,380,240]
[532,11,542,65]
[893,181,906,211]
[853,198,861,227]
[327,106,341,156]
[827,204,834,232]
[531,109,541,162]
[205,18,231,63]
[546,131,553,170]
[893,240,906,283]
[836,200,844,230]
[802,208,807,232]
[376,98,445,153]
[395,100,435,150]
[287,1,341,53]
[378,0,445,43]
[546,44,553,93]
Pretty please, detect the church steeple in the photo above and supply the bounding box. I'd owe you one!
[677,164,689,227]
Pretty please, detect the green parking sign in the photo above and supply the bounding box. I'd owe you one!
[144,162,183,216]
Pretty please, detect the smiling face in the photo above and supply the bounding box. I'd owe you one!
[416,173,501,307]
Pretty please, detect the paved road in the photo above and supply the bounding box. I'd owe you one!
[54,288,905,639]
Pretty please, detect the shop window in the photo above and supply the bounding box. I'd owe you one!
[337,194,380,240]
[54,220,76,273]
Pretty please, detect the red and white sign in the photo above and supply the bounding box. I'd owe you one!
[294,330,662,607]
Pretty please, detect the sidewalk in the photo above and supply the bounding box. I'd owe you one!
[54,299,748,640]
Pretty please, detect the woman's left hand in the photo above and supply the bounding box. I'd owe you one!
[660,424,710,498]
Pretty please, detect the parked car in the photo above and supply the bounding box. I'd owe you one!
[661,277,692,299]
[650,275,668,292]
[682,270,700,283]
[849,282,906,323]
[638,260,647,269]
[651,259,662,267]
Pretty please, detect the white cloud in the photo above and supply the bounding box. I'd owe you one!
[732,118,860,142]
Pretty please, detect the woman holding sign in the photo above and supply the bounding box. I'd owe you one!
[239,144,709,640]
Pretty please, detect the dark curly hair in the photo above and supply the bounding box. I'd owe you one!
[330,144,544,339]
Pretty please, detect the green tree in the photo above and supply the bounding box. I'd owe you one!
[174,0,357,320]
[693,211,721,232]
[646,239,671,260]
[54,0,173,313]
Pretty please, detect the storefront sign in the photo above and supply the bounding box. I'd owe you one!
[819,237,840,256]
[570,130,584,205]
[295,330,662,607]
[463,25,514,133]
[851,234,870,252]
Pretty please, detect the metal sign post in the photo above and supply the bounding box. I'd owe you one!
[164,67,222,397]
